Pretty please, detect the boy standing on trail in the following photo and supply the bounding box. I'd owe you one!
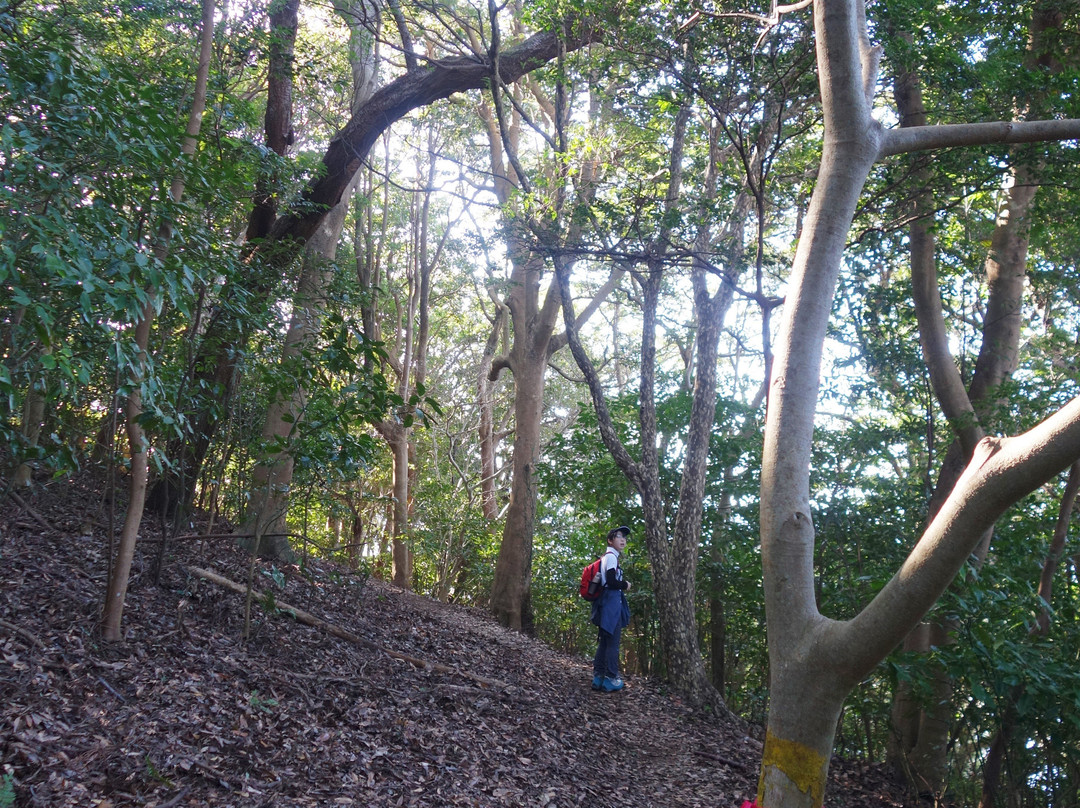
[591,525,632,692]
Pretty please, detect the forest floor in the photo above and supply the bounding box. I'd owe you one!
[0,475,918,808]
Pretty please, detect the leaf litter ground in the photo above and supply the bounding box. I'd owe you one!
[0,478,916,807]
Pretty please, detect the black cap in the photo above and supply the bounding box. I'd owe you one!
[607,525,631,541]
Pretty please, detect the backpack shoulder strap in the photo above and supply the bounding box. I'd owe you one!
[601,547,620,574]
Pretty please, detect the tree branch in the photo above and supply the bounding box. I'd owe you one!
[839,396,1080,681]
[548,265,624,354]
[265,23,601,251]
[551,254,644,488]
[880,118,1080,159]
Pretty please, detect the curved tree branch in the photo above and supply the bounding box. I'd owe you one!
[551,254,644,489]
[265,23,602,251]
[839,396,1080,681]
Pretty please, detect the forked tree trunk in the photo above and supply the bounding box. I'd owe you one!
[478,34,629,630]
[488,241,620,631]
[887,4,1068,795]
[552,94,764,709]
[756,2,1080,806]
[553,243,730,711]
[489,315,550,630]
[477,50,562,630]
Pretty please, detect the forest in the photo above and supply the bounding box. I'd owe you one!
[3,0,1080,806]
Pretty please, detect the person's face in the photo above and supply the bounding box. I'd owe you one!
[610,531,628,552]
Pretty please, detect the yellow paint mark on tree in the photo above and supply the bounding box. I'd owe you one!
[759,730,827,808]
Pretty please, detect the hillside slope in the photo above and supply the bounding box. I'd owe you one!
[0,480,913,807]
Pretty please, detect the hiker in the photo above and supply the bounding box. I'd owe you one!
[591,525,632,692]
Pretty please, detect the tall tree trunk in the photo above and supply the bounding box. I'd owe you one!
[235,0,383,562]
[478,51,562,630]
[385,424,413,587]
[238,200,345,559]
[550,88,770,708]
[556,251,731,710]
[368,124,451,588]
[488,351,543,629]
[489,260,556,629]
[102,309,154,642]
[557,72,785,707]
[488,242,621,632]
[247,0,300,240]
[482,38,623,630]
[101,0,215,641]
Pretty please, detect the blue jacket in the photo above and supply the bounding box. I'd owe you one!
[593,586,630,634]
[590,550,630,633]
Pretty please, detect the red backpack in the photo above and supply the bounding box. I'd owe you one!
[579,554,607,601]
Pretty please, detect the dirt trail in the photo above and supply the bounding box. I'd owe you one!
[0,484,911,807]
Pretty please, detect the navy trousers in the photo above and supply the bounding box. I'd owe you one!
[593,627,621,679]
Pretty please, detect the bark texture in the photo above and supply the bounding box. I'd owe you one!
[488,250,557,630]
[246,0,300,241]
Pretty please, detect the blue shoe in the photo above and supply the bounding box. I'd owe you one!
[601,676,625,692]
[591,675,602,690]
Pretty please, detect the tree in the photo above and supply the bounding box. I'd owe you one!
[366,117,470,587]
[481,8,622,630]
[101,0,216,642]
[161,4,605,520]
[544,4,812,707]
[150,0,304,518]
[883,1,1080,795]
[754,1,1080,805]
[239,0,382,562]
[551,100,736,708]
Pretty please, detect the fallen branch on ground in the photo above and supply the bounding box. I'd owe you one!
[0,617,45,649]
[184,565,512,691]
[693,750,751,772]
[7,491,54,532]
